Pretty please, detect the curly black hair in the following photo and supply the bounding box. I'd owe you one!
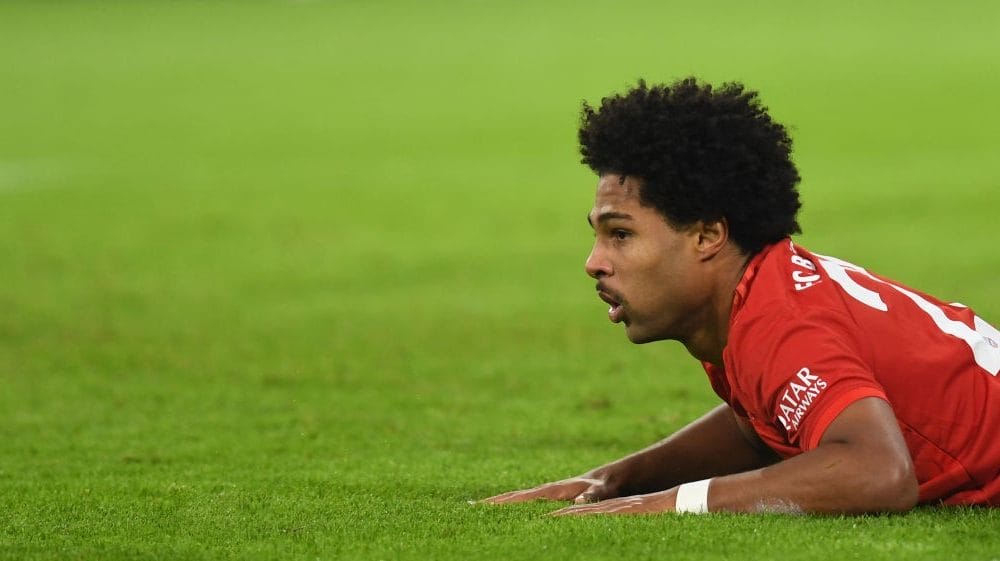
[579,77,802,255]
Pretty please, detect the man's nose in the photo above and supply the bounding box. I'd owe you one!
[585,246,611,279]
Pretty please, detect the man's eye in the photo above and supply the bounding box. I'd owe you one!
[613,230,630,241]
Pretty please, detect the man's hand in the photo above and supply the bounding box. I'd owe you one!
[481,475,619,504]
[550,489,677,516]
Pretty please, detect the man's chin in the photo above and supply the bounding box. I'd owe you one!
[623,324,658,345]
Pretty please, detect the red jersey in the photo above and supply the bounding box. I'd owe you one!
[703,240,1000,505]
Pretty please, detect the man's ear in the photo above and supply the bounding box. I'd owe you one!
[694,219,729,261]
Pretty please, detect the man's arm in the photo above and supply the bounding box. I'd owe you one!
[482,403,778,504]
[552,397,919,515]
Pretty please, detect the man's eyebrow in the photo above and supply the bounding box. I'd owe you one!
[588,211,634,227]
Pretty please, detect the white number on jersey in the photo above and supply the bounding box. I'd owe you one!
[815,254,1000,376]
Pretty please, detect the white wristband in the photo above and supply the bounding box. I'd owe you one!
[675,478,712,514]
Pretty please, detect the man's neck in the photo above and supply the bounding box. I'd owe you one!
[681,250,753,367]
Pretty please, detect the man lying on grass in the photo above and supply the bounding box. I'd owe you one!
[484,78,1000,515]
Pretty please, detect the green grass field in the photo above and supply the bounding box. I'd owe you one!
[2,1,999,559]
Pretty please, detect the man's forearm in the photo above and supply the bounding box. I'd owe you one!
[706,398,918,514]
[592,403,778,496]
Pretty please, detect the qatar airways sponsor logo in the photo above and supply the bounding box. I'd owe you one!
[776,367,828,433]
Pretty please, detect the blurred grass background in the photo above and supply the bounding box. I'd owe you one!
[1,1,998,559]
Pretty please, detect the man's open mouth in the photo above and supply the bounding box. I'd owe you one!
[597,289,625,324]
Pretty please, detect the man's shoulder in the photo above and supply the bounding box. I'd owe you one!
[733,241,853,334]
[726,241,864,374]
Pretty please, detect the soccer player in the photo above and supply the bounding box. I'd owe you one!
[483,78,1000,515]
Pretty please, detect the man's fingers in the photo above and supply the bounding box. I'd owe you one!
[482,486,564,504]
[574,483,613,504]
[552,502,613,516]
[481,489,538,504]
[553,497,644,516]
[481,478,601,504]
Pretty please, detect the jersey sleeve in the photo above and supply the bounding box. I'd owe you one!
[731,305,889,451]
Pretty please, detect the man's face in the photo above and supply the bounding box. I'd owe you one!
[585,174,707,344]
